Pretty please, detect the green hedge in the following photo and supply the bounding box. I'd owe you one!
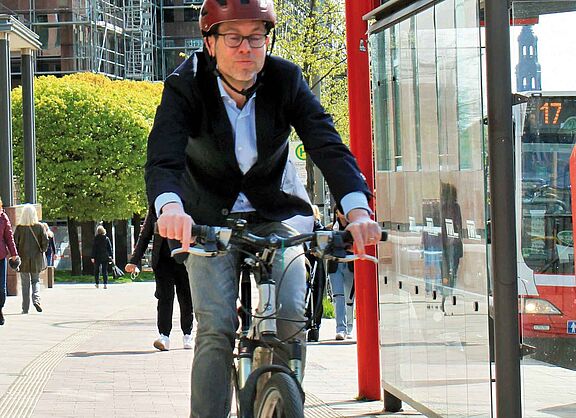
[55,270,155,284]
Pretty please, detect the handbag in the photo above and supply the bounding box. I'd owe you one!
[29,226,48,272]
[109,260,124,279]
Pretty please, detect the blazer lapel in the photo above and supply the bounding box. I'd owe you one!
[255,87,275,158]
[199,72,240,173]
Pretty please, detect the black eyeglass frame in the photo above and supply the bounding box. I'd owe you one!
[214,32,268,48]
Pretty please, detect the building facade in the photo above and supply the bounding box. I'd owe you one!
[1,0,203,82]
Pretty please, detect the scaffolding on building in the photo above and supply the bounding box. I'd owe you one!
[124,0,156,81]
[4,0,202,81]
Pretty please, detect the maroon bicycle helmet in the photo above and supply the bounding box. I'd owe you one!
[199,0,277,35]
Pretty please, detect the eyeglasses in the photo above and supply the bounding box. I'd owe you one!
[215,33,267,48]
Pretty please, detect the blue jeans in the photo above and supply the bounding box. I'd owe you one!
[0,258,6,309]
[184,221,306,418]
[330,263,354,334]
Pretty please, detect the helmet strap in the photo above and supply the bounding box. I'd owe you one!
[212,67,262,99]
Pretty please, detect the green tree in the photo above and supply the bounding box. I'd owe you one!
[11,73,162,273]
[274,0,349,143]
[275,0,349,206]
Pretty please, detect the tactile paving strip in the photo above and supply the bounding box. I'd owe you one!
[305,392,344,417]
[0,321,111,418]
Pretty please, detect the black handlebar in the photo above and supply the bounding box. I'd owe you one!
[167,221,387,264]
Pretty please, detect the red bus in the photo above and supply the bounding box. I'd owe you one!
[516,91,576,366]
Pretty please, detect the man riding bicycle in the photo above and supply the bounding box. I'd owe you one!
[145,0,381,416]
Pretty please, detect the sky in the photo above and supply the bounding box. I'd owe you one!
[510,11,576,92]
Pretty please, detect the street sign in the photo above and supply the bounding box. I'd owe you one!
[294,143,306,161]
[289,141,307,186]
[567,320,576,334]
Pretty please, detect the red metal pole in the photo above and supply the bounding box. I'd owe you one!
[345,0,381,401]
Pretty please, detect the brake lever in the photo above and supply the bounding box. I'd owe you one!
[330,254,379,264]
[170,246,223,258]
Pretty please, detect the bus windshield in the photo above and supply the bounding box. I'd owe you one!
[521,95,576,274]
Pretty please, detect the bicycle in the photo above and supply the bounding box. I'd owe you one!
[169,219,387,418]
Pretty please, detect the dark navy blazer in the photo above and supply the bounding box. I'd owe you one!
[145,52,370,226]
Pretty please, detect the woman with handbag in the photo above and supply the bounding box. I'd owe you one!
[13,204,48,314]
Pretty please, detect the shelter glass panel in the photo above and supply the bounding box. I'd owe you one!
[371,0,490,415]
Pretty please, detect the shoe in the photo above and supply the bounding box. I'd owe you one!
[307,328,320,342]
[346,334,353,340]
[103,284,107,289]
[335,332,346,341]
[33,303,42,313]
[183,334,193,350]
[22,310,28,314]
[154,334,170,351]
[0,309,4,325]
[95,283,99,288]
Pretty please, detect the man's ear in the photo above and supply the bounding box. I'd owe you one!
[204,37,215,57]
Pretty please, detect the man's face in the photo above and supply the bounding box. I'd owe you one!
[205,20,269,88]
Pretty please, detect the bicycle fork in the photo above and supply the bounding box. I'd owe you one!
[237,337,304,390]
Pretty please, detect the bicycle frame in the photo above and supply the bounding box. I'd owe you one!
[167,219,387,417]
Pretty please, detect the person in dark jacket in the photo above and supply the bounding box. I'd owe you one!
[14,204,48,314]
[0,197,19,324]
[42,223,57,267]
[91,225,113,289]
[145,1,381,415]
[440,183,463,310]
[125,208,193,351]
[305,205,327,342]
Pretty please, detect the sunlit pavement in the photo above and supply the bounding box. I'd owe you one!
[0,282,419,417]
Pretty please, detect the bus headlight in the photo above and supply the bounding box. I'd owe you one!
[519,298,562,315]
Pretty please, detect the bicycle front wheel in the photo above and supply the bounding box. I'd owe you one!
[256,373,304,418]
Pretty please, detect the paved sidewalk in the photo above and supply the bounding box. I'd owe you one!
[0,282,419,417]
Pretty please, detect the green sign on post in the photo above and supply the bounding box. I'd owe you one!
[295,143,306,160]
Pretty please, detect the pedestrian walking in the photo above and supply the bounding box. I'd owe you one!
[328,207,355,340]
[13,204,48,314]
[0,197,19,324]
[125,208,194,351]
[42,223,57,267]
[91,225,113,289]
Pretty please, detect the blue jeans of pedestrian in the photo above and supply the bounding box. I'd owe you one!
[0,258,6,309]
[330,263,354,335]
[184,221,307,418]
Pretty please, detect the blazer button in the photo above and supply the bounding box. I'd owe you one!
[221,209,229,216]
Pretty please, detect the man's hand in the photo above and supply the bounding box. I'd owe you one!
[157,202,195,252]
[345,208,381,258]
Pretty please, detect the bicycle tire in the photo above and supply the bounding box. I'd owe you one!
[255,373,304,418]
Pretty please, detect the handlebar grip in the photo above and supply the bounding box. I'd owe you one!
[191,225,206,238]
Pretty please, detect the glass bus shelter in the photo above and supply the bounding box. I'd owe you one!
[367,0,576,416]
